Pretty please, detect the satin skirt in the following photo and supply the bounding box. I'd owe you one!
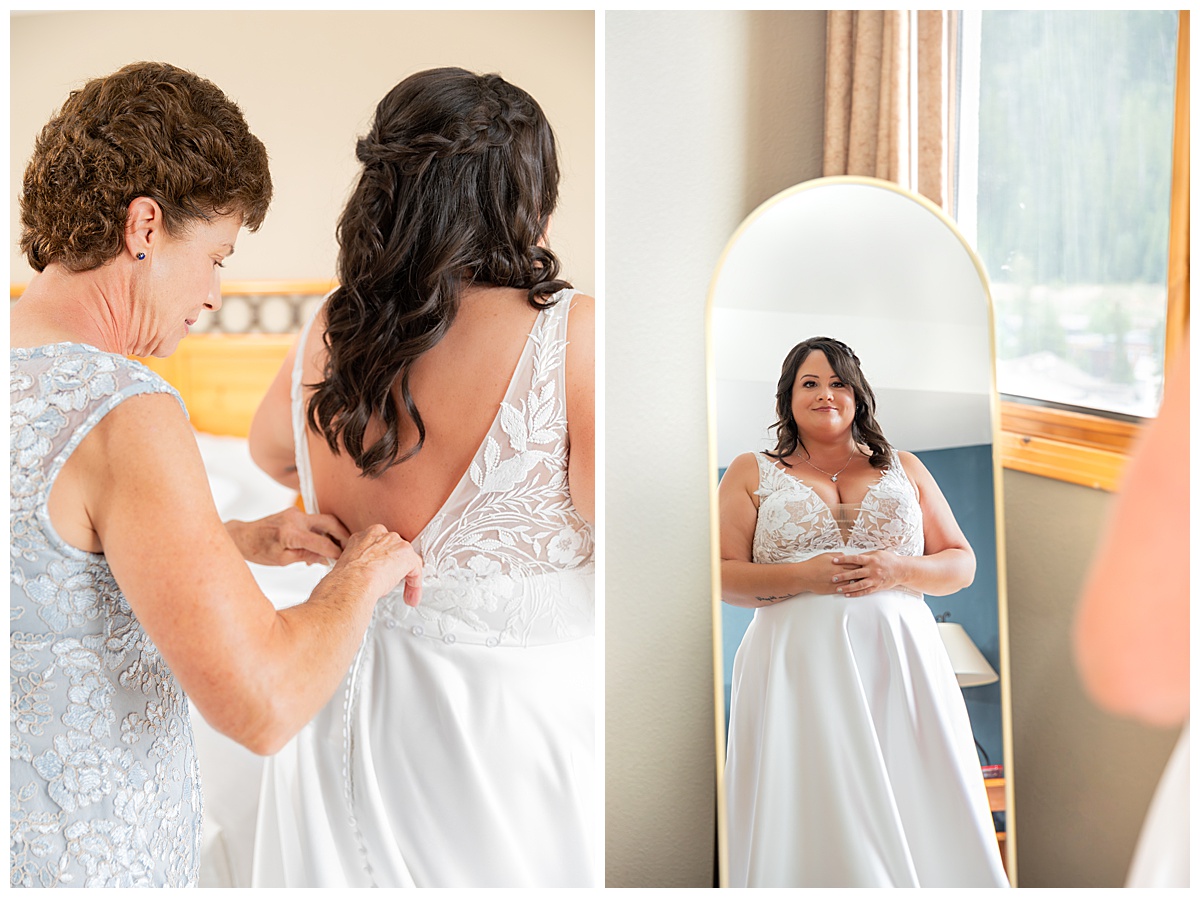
[724,589,1009,887]
[252,628,598,887]
[1127,721,1190,887]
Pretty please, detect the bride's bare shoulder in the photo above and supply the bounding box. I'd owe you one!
[722,452,764,485]
[567,292,594,313]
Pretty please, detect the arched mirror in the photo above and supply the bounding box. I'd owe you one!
[708,176,1015,887]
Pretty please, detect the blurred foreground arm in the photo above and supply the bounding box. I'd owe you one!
[1073,343,1189,727]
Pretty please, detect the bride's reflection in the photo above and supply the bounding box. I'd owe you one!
[718,336,1007,888]
[708,176,1014,888]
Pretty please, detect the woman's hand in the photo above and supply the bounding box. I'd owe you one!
[719,453,854,605]
[226,507,351,566]
[830,550,910,597]
[80,393,426,753]
[798,552,858,596]
[334,524,424,608]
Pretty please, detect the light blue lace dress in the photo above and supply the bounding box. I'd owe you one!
[10,344,202,887]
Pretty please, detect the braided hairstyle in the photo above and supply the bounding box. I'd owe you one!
[307,67,570,477]
[765,337,894,470]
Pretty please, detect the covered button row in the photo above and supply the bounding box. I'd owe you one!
[382,618,500,647]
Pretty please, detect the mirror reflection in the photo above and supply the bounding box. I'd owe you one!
[711,177,1012,887]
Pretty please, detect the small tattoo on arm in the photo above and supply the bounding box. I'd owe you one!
[755,595,787,604]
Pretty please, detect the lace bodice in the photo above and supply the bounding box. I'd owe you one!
[293,290,594,647]
[751,451,924,565]
[10,344,201,887]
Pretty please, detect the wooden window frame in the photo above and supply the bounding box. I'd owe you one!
[998,10,1189,493]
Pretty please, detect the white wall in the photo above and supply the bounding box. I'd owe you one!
[604,10,827,886]
[9,11,594,294]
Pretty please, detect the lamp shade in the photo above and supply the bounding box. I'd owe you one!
[937,622,999,687]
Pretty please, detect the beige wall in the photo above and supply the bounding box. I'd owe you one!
[605,10,827,887]
[9,10,594,294]
[1004,471,1183,887]
[605,9,1183,890]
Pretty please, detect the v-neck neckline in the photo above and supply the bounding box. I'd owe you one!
[762,454,890,543]
[300,297,558,546]
[407,306,547,545]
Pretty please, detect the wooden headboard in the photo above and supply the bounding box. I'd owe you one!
[10,279,335,438]
[137,333,295,437]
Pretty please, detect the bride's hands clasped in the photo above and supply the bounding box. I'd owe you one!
[830,549,908,598]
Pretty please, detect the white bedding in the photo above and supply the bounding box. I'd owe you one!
[190,430,329,887]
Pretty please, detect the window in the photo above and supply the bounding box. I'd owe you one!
[956,10,1186,489]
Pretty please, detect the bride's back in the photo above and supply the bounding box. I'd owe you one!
[304,284,544,541]
[283,67,593,542]
[250,67,597,888]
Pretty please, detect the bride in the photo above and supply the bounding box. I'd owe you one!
[719,336,1007,887]
[247,67,596,887]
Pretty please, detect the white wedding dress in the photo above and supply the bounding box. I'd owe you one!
[252,290,597,887]
[724,452,1009,887]
[1126,720,1189,887]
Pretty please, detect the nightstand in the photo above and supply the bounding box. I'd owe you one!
[985,777,1007,871]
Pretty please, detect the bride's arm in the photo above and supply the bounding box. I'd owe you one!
[565,293,595,523]
[83,393,421,755]
[718,452,842,606]
[245,312,355,562]
[899,451,976,595]
[248,336,301,489]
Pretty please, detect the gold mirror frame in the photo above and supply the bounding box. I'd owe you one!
[705,175,1016,887]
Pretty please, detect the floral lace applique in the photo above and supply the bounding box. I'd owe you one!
[751,452,924,567]
[374,294,595,646]
[9,345,201,887]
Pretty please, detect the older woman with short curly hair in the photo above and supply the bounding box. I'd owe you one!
[20,62,272,276]
[10,61,422,888]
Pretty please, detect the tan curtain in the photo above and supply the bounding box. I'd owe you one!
[1165,8,1189,376]
[823,10,949,208]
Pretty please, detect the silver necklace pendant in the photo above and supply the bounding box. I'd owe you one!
[802,447,855,482]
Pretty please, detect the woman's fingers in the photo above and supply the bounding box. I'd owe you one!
[272,508,353,561]
[842,574,875,593]
[830,554,874,594]
[832,551,904,595]
[830,557,866,585]
[403,567,423,607]
[283,526,344,561]
[308,512,351,547]
[339,524,425,600]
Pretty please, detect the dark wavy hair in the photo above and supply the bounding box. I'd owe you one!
[307,67,570,477]
[20,61,271,273]
[765,336,894,470]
